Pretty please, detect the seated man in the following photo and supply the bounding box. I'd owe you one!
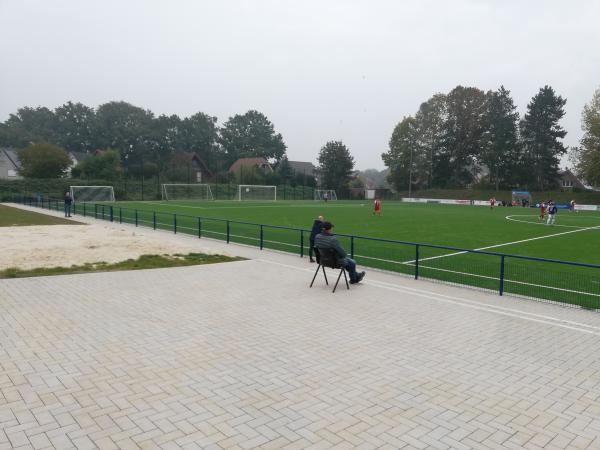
[314,221,366,284]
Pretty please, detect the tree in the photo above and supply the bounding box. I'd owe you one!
[382,117,419,191]
[277,155,293,182]
[414,94,447,188]
[178,112,222,171]
[17,143,71,178]
[76,149,123,180]
[520,86,567,190]
[572,88,600,187]
[480,86,521,190]
[54,102,95,153]
[0,107,57,147]
[440,86,487,187]
[317,141,355,192]
[219,110,287,166]
[93,101,155,165]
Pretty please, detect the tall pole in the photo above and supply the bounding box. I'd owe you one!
[408,144,413,199]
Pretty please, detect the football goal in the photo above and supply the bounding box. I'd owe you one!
[70,186,115,203]
[161,184,214,201]
[314,189,337,201]
[238,185,277,201]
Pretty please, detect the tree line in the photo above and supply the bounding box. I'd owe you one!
[0,102,286,176]
[382,85,571,191]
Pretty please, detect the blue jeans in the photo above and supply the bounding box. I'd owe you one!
[64,203,71,216]
[343,257,359,282]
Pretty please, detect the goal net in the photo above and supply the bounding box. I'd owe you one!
[314,189,337,201]
[238,185,277,201]
[162,184,214,201]
[70,186,115,203]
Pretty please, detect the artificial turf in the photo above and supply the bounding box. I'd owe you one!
[26,199,600,308]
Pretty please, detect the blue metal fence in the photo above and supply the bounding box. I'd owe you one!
[12,194,600,309]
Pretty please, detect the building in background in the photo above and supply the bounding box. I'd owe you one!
[0,148,21,180]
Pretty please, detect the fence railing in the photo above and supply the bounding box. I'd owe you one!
[13,194,600,310]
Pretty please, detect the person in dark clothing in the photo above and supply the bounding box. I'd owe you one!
[64,191,73,217]
[309,215,324,262]
[314,221,365,284]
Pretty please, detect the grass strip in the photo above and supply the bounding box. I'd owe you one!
[0,204,81,226]
[0,253,244,279]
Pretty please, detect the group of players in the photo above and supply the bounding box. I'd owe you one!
[490,196,577,225]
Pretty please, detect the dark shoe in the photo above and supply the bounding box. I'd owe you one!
[356,272,366,283]
[310,258,315,263]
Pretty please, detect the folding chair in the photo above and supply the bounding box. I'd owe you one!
[309,247,350,293]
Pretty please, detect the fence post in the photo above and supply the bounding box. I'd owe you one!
[350,236,355,259]
[83,202,86,217]
[300,230,304,258]
[226,220,230,243]
[153,211,156,230]
[135,209,138,227]
[499,255,505,296]
[94,204,98,219]
[174,214,177,234]
[260,225,264,250]
[198,217,202,238]
[415,244,420,279]
[109,205,114,222]
[119,207,122,224]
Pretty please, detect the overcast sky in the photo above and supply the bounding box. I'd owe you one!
[1,0,599,170]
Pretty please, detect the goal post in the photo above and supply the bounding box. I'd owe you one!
[314,189,337,201]
[161,184,214,201]
[69,186,115,203]
[238,185,277,201]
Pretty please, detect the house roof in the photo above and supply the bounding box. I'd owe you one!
[1,148,20,169]
[287,161,316,176]
[229,157,271,173]
[191,153,213,177]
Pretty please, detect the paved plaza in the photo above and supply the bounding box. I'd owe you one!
[2,206,600,449]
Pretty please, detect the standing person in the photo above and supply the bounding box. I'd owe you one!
[64,191,73,217]
[309,215,324,263]
[570,199,576,212]
[547,201,557,225]
[539,200,546,221]
[323,191,329,203]
[489,197,496,209]
[373,197,382,216]
[315,222,365,284]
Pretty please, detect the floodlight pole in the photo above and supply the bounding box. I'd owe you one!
[408,144,414,199]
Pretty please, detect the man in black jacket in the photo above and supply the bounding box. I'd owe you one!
[314,221,365,284]
[64,191,73,217]
[309,215,324,262]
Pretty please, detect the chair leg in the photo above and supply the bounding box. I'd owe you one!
[310,264,321,287]
[322,266,328,285]
[333,268,344,293]
[342,269,349,289]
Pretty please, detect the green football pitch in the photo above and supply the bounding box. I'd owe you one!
[85,199,600,307]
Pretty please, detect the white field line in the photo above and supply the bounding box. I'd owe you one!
[257,258,600,335]
[404,224,600,264]
[505,214,589,229]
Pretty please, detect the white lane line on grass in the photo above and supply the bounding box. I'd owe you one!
[257,258,600,335]
[506,215,588,228]
[405,224,600,264]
